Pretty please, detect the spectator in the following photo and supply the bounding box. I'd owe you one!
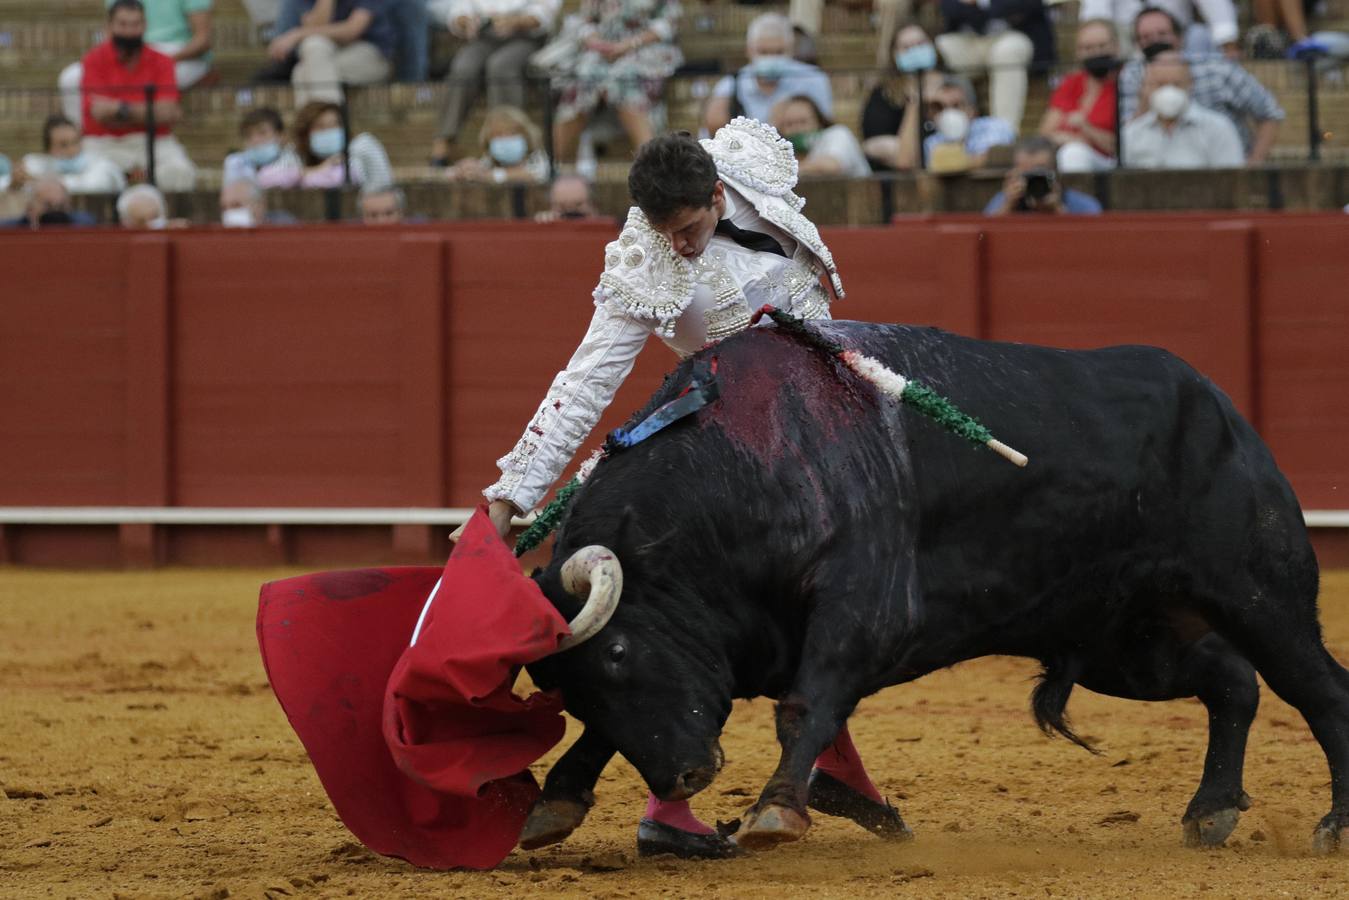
[19,115,127,194]
[1079,0,1238,57]
[787,0,912,68]
[1122,51,1243,168]
[861,23,943,170]
[262,0,395,105]
[1039,19,1120,173]
[446,105,550,184]
[265,100,394,189]
[389,0,430,81]
[1120,7,1284,163]
[117,183,174,227]
[220,178,297,226]
[534,173,600,221]
[551,0,684,165]
[1249,0,1312,55]
[59,0,215,123]
[2,177,98,229]
[360,185,406,223]
[921,73,1016,170]
[222,107,295,188]
[78,0,198,191]
[936,0,1054,131]
[984,136,1104,215]
[771,95,871,177]
[703,12,831,135]
[426,0,560,166]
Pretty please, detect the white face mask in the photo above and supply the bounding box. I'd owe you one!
[222,207,256,228]
[936,108,971,142]
[1149,84,1189,120]
[147,216,168,230]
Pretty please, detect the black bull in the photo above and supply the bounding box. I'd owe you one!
[523,320,1349,852]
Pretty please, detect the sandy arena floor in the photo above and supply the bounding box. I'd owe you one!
[2,568,1348,899]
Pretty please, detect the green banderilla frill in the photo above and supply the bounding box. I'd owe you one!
[514,476,581,557]
[899,381,993,446]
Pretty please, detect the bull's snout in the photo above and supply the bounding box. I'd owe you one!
[663,742,725,800]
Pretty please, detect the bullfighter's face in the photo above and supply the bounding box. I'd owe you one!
[653,181,726,261]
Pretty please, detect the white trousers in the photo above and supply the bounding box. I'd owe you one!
[58,42,212,123]
[292,35,391,106]
[82,132,197,191]
[934,30,1034,129]
[1057,140,1116,173]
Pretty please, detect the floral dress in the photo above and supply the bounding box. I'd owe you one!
[554,0,683,121]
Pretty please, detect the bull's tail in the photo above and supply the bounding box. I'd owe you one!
[1031,656,1100,755]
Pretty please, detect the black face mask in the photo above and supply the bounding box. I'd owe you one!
[1141,41,1175,61]
[112,34,144,54]
[38,210,74,226]
[1082,54,1118,79]
[559,210,587,220]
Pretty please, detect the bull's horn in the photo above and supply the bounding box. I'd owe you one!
[556,545,623,651]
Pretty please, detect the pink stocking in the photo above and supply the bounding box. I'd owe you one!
[812,725,884,803]
[643,793,716,835]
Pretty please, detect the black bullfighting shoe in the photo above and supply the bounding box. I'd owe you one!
[806,770,915,841]
[636,819,744,859]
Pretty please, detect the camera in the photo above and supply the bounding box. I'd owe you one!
[1023,168,1056,201]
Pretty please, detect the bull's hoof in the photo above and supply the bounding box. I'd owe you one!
[735,804,811,850]
[807,770,914,842]
[1182,808,1241,848]
[1312,815,1349,855]
[519,797,590,850]
[636,819,743,859]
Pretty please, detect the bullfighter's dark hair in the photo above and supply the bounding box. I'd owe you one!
[627,133,719,225]
[108,0,145,17]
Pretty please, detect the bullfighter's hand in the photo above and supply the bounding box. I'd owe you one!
[448,499,517,544]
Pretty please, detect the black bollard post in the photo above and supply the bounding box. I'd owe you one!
[144,83,157,186]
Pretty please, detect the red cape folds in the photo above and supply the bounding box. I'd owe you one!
[256,507,571,869]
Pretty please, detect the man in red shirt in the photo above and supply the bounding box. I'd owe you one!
[1037,18,1120,173]
[80,0,198,190]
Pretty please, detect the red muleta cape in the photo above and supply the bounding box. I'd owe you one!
[256,507,570,869]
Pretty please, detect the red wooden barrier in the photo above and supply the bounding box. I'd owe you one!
[2,214,1347,566]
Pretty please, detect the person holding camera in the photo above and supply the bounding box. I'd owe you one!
[984,136,1103,215]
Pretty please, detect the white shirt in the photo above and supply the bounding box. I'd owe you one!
[805,125,872,178]
[21,152,126,194]
[484,184,831,512]
[1122,101,1244,169]
[426,0,560,36]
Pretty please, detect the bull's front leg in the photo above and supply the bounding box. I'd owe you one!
[519,727,616,849]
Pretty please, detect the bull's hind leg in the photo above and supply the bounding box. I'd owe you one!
[1074,625,1259,848]
[1212,603,1349,853]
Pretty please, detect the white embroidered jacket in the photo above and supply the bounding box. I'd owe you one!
[484,118,845,513]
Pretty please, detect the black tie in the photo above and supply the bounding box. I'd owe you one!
[715,218,786,257]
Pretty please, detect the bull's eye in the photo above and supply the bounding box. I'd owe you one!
[607,643,626,663]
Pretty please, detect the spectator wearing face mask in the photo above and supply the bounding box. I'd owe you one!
[264,100,394,189]
[534,174,602,222]
[703,12,833,136]
[862,23,944,170]
[1078,0,1238,58]
[59,0,215,124]
[222,107,296,189]
[984,136,1103,215]
[220,178,297,227]
[1119,7,1283,163]
[360,185,406,223]
[1039,19,1120,173]
[772,95,871,178]
[18,115,127,195]
[919,73,1016,170]
[1,176,99,229]
[117,182,189,228]
[1122,51,1243,168]
[78,0,198,191]
[935,0,1055,132]
[446,105,550,184]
